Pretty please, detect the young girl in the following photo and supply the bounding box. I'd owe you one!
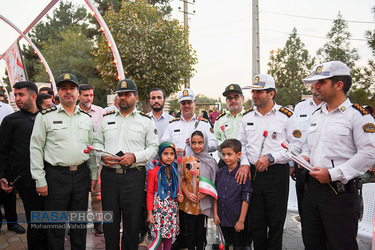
[180,130,218,250]
[147,142,183,250]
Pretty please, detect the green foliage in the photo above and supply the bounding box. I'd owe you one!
[267,28,315,106]
[317,12,359,68]
[365,6,375,56]
[94,0,197,101]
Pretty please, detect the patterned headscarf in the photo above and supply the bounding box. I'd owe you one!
[157,142,179,200]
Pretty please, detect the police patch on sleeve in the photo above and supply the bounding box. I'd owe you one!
[154,128,158,135]
[293,130,302,138]
[363,123,375,133]
[210,127,214,134]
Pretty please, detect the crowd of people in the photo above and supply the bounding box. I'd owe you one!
[0,60,374,250]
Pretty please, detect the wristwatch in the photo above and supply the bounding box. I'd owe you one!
[268,153,274,164]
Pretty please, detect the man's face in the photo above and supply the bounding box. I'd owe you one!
[41,98,53,110]
[79,89,94,108]
[57,82,78,107]
[0,96,4,102]
[149,90,165,112]
[118,91,138,111]
[252,89,273,108]
[180,100,195,118]
[226,92,244,114]
[314,79,336,102]
[14,88,36,111]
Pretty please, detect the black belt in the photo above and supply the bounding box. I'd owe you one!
[44,161,87,172]
[103,165,143,174]
[308,175,361,193]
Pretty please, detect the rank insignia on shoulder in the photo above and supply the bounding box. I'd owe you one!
[216,111,226,121]
[140,112,151,119]
[279,107,293,117]
[363,123,375,133]
[293,130,302,138]
[41,106,57,115]
[170,117,181,123]
[103,110,115,117]
[243,107,254,115]
[210,127,214,134]
[154,128,158,135]
[352,104,369,116]
[200,118,209,123]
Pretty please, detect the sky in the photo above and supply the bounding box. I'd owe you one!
[0,0,374,100]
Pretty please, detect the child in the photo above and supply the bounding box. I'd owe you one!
[147,142,184,250]
[180,130,218,250]
[213,139,252,250]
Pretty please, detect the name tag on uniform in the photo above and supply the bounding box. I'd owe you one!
[108,122,115,125]
[300,114,307,117]
[174,129,180,132]
[53,121,62,124]
[247,123,254,126]
[311,123,317,127]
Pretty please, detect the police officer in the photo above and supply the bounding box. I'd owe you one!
[238,74,302,250]
[93,79,158,250]
[30,73,98,250]
[301,61,375,250]
[291,83,323,222]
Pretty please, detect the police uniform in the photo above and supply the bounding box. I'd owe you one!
[93,79,158,250]
[301,61,375,250]
[30,73,98,250]
[293,97,323,219]
[238,74,303,250]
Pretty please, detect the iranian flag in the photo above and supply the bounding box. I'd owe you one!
[148,229,161,250]
[199,176,218,200]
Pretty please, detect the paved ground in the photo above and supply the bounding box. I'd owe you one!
[0,197,373,249]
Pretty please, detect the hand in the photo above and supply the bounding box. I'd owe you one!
[310,167,331,184]
[234,220,245,232]
[117,153,135,166]
[255,155,270,172]
[36,185,48,196]
[197,192,207,200]
[147,212,155,224]
[91,180,97,192]
[176,148,186,157]
[236,165,250,184]
[290,167,296,181]
[185,138,190,146]
[185,191,199,203]
[102,156,118,167]
[213,214,220,225]
[177,193,184,203]
[0,178,14,193]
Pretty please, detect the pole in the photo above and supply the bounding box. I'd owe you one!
[183,0,190,88]
[252,0,260,79]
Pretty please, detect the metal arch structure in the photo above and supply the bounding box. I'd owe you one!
[83,0,125,80]
[0,14,58,94]
[0,78,11,104]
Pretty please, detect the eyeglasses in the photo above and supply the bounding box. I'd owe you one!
[226,95,241,101]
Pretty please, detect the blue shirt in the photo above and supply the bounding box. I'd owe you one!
[215,164,252,227]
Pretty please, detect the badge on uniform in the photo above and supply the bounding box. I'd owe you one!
[154,128,158,135]
[293,130,302,138]
[210,127,214,134]
[272,132,277,139]
[363,123,375,133]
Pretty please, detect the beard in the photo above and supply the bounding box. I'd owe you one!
[151,103,164,112]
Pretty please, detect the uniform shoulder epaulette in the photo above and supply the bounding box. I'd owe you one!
[103,110,115,117]
[243,107,254,115]
[352,104,369,116]
[200,117,209,123]
[79,109,92,118]
[40,106,57,115]
[216,111,226,121]
[170,117,181,123]
[279,106,293,117]
[295,99,306,105]
[140,112,151,119]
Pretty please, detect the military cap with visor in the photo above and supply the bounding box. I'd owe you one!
[222,84,243,96]
[115,79,138,94]
[56,73,79,87]
[244,74,276,90]
[302,61,351,84]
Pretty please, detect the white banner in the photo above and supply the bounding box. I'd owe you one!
[2,40,27,88]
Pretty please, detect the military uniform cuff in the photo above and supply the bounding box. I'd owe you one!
[35,178,47,188]
[328,168,340,182]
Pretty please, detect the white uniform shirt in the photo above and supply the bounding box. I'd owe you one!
[0,102,14,124]
[302,99,375,184]
[294,98,323,143]
[161,115,218,155]
[238,103,303,166]
[148,111,174,143]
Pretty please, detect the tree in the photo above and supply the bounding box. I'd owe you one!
[94,0,197,102]
[267,28,315,106]
[316,12,359,68]
[365,6,375,56]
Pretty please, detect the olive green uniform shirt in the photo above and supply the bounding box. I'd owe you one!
[93,109,158,167]
[30,105,98,188]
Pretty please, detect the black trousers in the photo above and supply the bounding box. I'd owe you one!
[302,179,361,250]
[101,166,146,250]
[221,226,245,249]
[0,187,17,229]
[250,163,289,250]
[295,167,305,220]
[45,162,90,250]
[15,175,48,250]
[186,213,207,250]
